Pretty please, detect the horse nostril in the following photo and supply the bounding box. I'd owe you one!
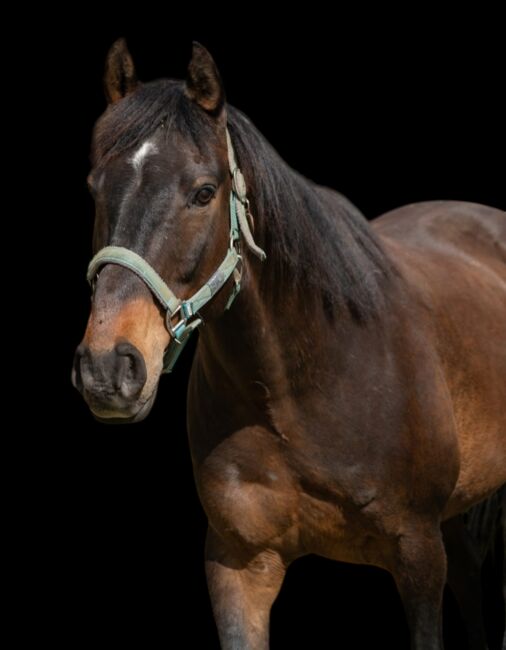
[71,341,146,406]
[115,342,147,399]
[71,343,87,393]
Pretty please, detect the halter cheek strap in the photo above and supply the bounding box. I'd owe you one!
[86,128,266,374]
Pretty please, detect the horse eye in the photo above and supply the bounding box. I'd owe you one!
[194,185,216,206]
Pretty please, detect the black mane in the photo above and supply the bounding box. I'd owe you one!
[93,79,394,321]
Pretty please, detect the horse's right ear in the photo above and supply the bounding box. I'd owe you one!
[104,38,139,104]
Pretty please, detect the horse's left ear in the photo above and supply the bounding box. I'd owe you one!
[185,42,225,117]
[104,38,139,104]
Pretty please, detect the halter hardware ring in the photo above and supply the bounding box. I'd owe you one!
[165,304,187,342]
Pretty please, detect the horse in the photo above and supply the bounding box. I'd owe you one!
[71,40,506,649]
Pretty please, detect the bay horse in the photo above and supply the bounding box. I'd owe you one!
[72,40,506,649]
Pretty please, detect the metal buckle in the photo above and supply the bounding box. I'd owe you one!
[165,304,187,344]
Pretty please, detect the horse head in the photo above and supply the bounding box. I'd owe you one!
[72,40,248,422]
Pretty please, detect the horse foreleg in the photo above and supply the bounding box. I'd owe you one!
[442,515,489,650]
[205,528,286,650]
[390,523,447,650]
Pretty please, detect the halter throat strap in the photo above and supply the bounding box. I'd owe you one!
[86,128,266,373]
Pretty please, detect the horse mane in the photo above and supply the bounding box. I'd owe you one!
[92,79,395,322]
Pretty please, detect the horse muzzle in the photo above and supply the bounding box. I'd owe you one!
[72,340,153,422]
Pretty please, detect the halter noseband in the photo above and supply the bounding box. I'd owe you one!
[86,129,266,374]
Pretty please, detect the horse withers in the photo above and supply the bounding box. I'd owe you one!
[72,40,506,649]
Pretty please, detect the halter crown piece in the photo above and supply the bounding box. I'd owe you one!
[86,129,266,373]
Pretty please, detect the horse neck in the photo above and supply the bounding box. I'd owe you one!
[197,129,393,406]
[197,262,320,405]
[198,223,362,405]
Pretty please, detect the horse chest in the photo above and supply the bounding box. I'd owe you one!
[194,426,385,562]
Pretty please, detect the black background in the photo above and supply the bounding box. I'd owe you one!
[35,8,505,648]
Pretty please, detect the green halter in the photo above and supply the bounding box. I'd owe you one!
[86,129,266,373]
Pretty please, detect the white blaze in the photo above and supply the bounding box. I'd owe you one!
[130,141,158,170]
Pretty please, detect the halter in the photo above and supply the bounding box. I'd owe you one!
[86,129,266,373]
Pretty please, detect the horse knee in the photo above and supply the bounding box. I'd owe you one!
[205,529,287,649]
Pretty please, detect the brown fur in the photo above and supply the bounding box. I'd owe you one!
[84,293,168,402]
[186,201,505,649]
[73,41,506,649]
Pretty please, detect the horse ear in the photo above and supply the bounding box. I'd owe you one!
[104,38,139,104]
[185,42,225,116]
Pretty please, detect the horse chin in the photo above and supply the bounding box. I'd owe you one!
[91,389,157,425]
